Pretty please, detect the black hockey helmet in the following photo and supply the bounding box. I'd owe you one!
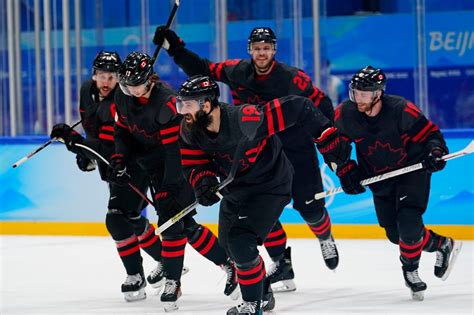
[350,66,386,92]
[178,75,220,102]
[92,51,121,73]
[118,51,153,86]
[248,27,277,52]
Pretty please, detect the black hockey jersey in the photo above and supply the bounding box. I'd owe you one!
[180,95,333,201]
[113,82,183,188]
[334,94,447,177]
[173,48,334,153]
[78,79,117,180]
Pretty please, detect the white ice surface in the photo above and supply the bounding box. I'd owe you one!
[1,236,472,314]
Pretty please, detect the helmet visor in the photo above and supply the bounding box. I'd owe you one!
[176,97,205,115]
[349,83,378,103]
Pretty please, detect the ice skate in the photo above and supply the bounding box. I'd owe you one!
[262,278,275,312]
[147,261,165,289]
[319,234,339,270]
[227,300,262,315]
[435,237,462,280]
[267,246,296,292]
[160,279,181,312]
[121,273,146,302]
[221,259,240,300]
[402,268,427,301]
[147,262,190,289]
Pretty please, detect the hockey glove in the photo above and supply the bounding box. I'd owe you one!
[107,154,131,186]
[336,160,366,195]
[195,176,220,207]
[423,146,448,173]
[50,123,84,152]
[315,127,351,171]
[154,188,180,214]
[152,25,185,57]
[76,155,96,172]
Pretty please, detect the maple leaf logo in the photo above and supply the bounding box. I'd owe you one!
[364,141,407,174]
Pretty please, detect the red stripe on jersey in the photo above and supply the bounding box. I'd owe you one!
[161,135,179,144]
[265,102,275,135]
[166,101,177,115]
[412,121,434,142]
[160,125,180,135]
[404,107,419,118]
[100,125,114,131]
[99,134,114,141]
[418,124,439,143]
[79,108,85,113]
[273,98,285,132]
[209,63,217,77]
[181,159,210,166]
[334,107,341,121]
[116,119,128,129]
[233,98,242,105]
[215,63,224,80]
[406,101,421,113]
[180,148,206,155]
[242,116,261,122]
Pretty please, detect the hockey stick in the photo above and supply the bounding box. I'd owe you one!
[155,137,248,235]
[12,120,82,168]
[74,143,155,206]
[312,140,474,201]
[150,0,181,66]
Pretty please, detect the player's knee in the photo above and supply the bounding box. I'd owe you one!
[106,209,134,240]
[384,225,399,244]
[234,255,260,271]
[299,204,326,224]
[227,227,259,264]
[184,221,202,243]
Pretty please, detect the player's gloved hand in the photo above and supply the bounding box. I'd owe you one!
[423,146,448,173]
[195,176,220,207]
[315,127,351,171]
[154,188,179,214]
[152,25,185,56]
[76,155,96,172]
[50,123,84,152]
[336,160,366,195]
[107,155,131,186]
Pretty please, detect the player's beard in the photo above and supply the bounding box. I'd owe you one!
[186,109,213,135]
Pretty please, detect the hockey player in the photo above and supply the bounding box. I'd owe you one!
[176,76,351,314]
[333,65,462,301]
[49,51,165,302]
[154,25,339,292]
[110,51,238,311]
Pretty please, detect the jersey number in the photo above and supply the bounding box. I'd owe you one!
[241,105,261,122]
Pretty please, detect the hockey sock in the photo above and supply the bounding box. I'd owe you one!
[137,221,162,261]
[399,231,430,271]
[422,229,444,253]
[187,224,228,265]
[236,256,266,302]
[307,208,332,240]
[264,221,287,261]
[115,234,144,275]
[161,236,187,280]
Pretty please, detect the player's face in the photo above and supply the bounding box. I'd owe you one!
[177,98,202,123]
[94,71,118,97]
[352,89,378,112]
[127,83,148,97]
[250,42,276,72]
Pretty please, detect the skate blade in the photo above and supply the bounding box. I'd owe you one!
[163,301,179,312]
[271,279,296,293]
[441,241,463,281]
[411,290,424,301]
[229,286,241,301]
[123,289,146,302]
[150,278,166,289]
[182,266,190,276]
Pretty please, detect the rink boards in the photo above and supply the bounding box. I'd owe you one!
[1,133,473,239]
